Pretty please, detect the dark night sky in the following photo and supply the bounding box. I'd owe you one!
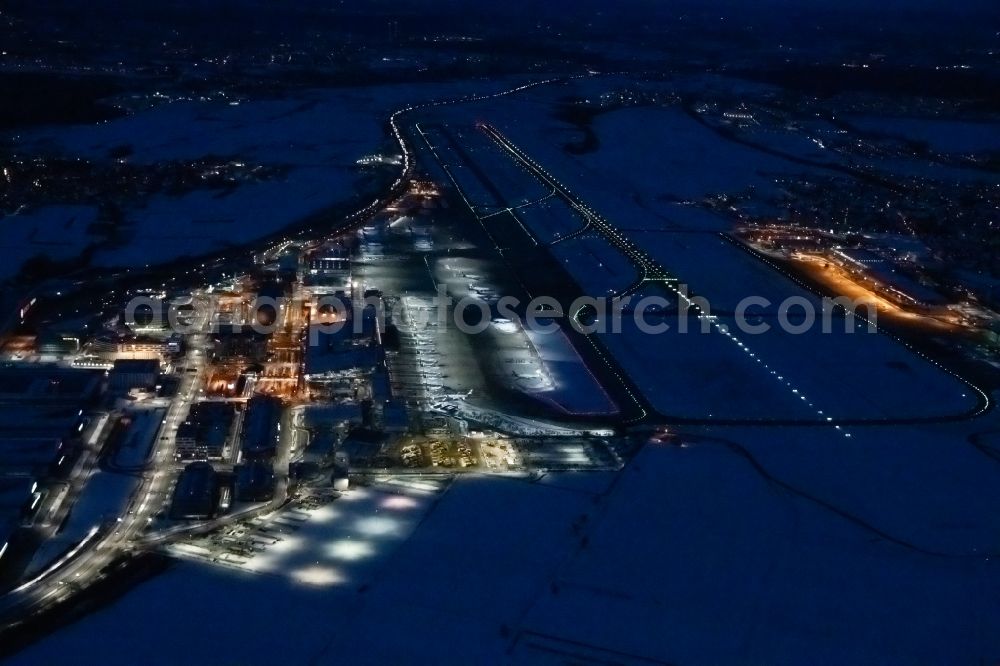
[13,0,999,17]
[4,0,997,55]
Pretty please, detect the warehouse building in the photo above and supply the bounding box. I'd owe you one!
[175,402,236,460]
[0,365,101,403]
[234,461,275,502]
[0,366,98,563]
[240,396,281,460]
[169,462,219,519]
[109,359,161,392]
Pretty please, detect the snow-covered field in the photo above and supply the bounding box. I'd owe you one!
[848,115,1000,155]
[550,232,638,297]
[636,230,822,312]
[716,314,980,420]
[0,205,98,281]
[509,199,582,244]
[449,125,552,207]
[596,286,976,421]
[597,317,819,420]
[96,167,355,266]
[474,99,809,230]
[9,473,589,664]
[14,560,358,665]
[577,106,799,201]
[741,124,840,164]
[434,82,756,233]
[518,426,1000,664]
[13,91,379,268]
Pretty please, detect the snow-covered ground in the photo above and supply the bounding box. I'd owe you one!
[847,115,1000,155]
[863,156,996,182]
[597,317,820,420]
[96,167,356,266]
[576,106,800,201]
[518,426,1000,664]
[0,205,98,281]
[741,124,841,164]
[550,232,638,297]
[595,278,976,421]
[469,98,811,229]
[714,314,980,420]
[14,559,361,664]
[509,199,582,244]
[636,230,822,312]
[14,91,382,267]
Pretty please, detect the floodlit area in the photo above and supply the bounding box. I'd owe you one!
[520,324,618,416]
[168,480,439,585]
